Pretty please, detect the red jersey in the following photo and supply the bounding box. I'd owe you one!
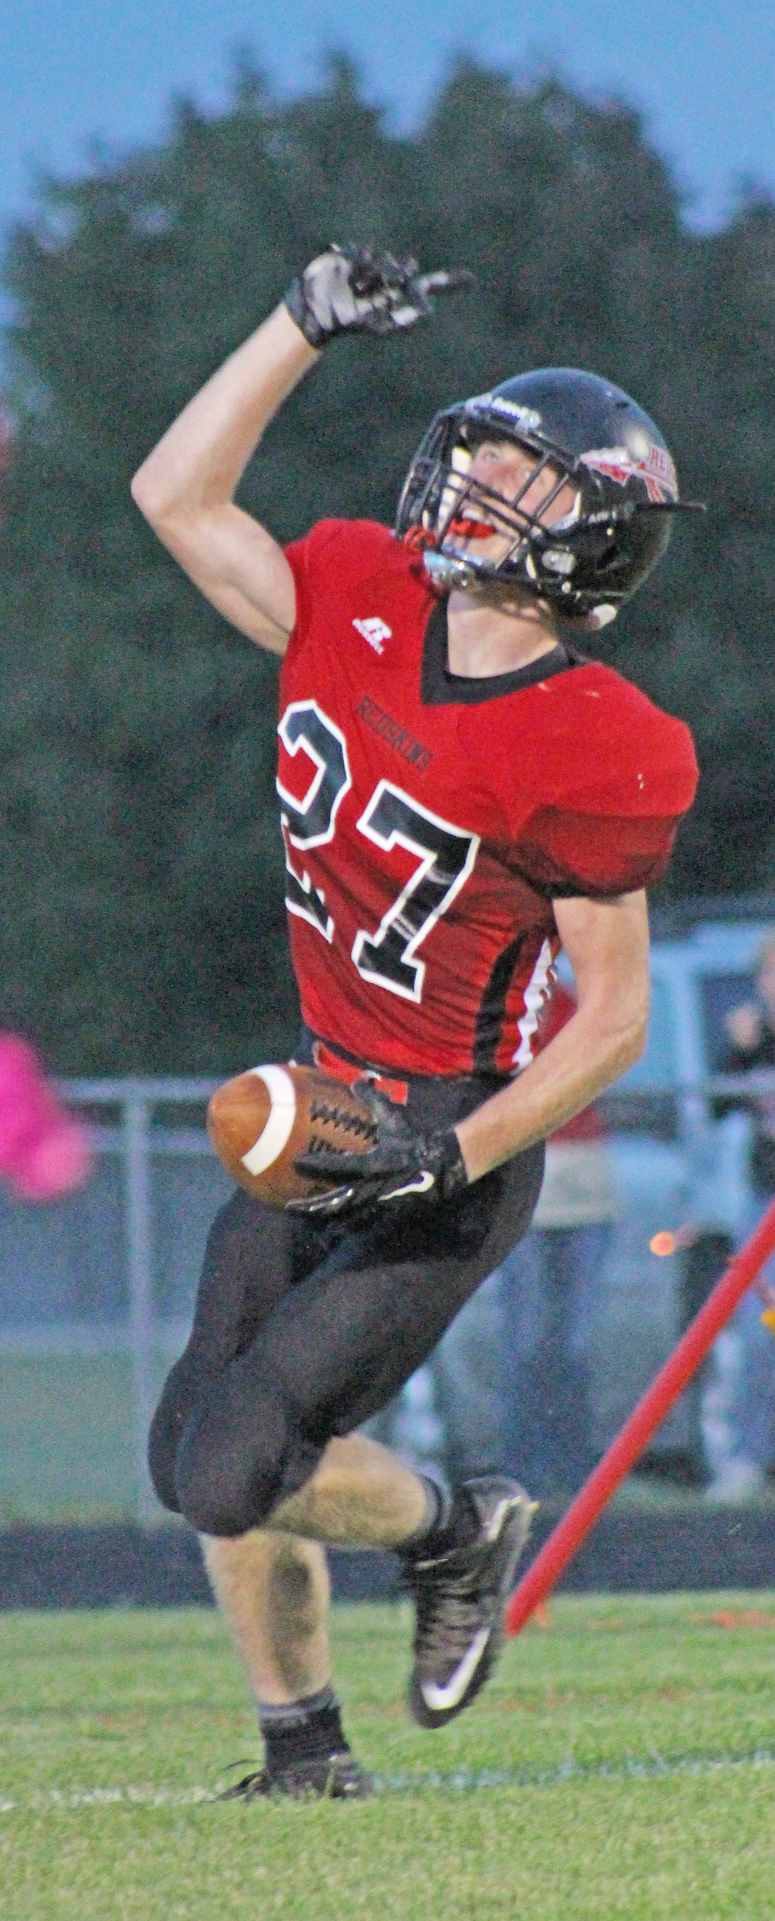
[279,519,697,1077]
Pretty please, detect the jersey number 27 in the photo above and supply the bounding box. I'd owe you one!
[277,700,479,1003]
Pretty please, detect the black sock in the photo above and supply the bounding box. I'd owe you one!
[257,1686,349,1776]
[398,1480,480,1560]
[394,1473,453,1554]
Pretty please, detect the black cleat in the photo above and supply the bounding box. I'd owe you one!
[402,1476,535,1729]
[218,1750,374,1801]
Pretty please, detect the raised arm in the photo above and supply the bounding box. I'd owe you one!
[131,306,314,654]
[131,246,472,655]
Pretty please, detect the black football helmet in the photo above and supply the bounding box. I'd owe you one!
[396,368,704,624]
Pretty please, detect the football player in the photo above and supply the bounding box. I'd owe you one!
[132,246,699,1798]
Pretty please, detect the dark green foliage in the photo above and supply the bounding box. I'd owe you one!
[1,54,773,1071]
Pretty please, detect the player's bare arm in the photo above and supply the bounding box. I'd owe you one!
[454,889,649,1180]
[131,305,314,652]
[131,246,472,654]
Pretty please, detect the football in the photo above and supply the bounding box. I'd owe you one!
[206,1063,378,1209]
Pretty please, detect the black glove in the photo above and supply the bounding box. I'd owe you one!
[284,243,473,348]
[287,1080,469,1220]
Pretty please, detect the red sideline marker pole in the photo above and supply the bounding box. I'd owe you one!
[505,1195,775,1637]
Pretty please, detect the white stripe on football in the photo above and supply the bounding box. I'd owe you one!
[207,1062,376,1208]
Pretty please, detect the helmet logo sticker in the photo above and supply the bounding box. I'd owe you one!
[580,444,678,503]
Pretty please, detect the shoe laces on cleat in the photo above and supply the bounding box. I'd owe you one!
[218,1752,374,1801]
[401,1543,509,1682]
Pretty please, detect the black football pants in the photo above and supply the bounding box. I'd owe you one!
[149,1060,544,1538]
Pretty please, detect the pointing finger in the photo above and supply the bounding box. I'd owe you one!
[416,267,476,297]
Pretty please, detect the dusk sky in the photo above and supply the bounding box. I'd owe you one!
[2,0,774,254]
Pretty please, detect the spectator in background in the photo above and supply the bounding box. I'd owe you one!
[494,983,617,1499]
[707,933,775,1500]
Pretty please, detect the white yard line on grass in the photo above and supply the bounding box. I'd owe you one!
[0,1785,216,1812]
[2,1749,775,1812]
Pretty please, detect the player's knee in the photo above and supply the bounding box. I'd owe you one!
[147,1375,187,1514]
[147,1418,181,1514]
[173,1382,290,1537]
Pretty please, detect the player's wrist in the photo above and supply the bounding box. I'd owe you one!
[452,1112,513,1185]
[282,247,371,349]
[424,1127,469,1201]
[283,274,331,349]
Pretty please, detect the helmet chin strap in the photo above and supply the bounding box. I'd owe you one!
[422,548,619,632]
[422,549,489,592]
[570,604,618,632]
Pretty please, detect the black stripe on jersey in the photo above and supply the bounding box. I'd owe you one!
[472,936,525,1073]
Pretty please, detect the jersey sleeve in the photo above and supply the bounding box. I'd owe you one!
[514,691,698,899]
[515,805,685,897]
[283,520,348,653]
[283,518,397,659]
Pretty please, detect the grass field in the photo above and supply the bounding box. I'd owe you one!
[2,1596,775,1920]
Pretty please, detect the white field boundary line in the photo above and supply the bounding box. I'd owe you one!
[374,1748,775,1795]
[2,1748,775,1812]
[0,1785,216,1812]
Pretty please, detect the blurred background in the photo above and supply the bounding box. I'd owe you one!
[1,2,775,1568]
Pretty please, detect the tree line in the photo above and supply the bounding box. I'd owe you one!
[1,53,774,1072]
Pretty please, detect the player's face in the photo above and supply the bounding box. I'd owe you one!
[450,439,578,563]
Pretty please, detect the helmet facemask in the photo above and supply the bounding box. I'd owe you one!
[400,413,626,622]
[434,439,580,568]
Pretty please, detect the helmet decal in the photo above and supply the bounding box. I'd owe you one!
[580,444,678,504]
